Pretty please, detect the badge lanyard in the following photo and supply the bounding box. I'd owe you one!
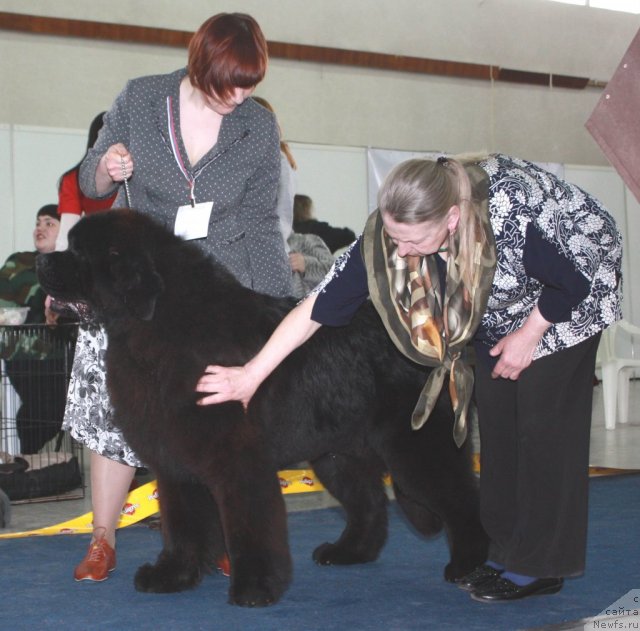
[165,96,249,240]
[165,96,248,204]
[166,96,215,240]
[167,96,196,207]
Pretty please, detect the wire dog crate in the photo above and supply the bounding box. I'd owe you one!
[0,323,84,504]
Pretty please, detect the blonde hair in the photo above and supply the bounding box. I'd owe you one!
[377,155,489,292]
[252,96,297,170]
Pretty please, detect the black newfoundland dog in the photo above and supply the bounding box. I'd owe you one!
[37,210,487,606]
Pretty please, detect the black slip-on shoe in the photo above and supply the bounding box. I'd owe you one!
[456,564,504,591]
[470,576,564,602]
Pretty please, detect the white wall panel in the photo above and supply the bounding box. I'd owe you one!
[10,126,85,254]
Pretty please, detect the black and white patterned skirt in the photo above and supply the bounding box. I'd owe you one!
[62,326,143,467]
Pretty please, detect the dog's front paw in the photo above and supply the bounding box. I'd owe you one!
[228,576,284,607]
[134,560,202,593]
[312,541,378,565]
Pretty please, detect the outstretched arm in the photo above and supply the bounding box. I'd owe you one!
[196,293,322,407]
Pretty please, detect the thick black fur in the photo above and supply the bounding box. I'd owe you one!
[37,210,487,607]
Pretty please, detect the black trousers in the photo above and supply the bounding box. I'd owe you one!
[474,333,600,578]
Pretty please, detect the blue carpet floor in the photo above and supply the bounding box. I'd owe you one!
[0,474,638,631]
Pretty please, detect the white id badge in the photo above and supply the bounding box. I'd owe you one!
[174,202,214,240]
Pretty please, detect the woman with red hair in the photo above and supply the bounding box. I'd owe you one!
[68,13,291,583]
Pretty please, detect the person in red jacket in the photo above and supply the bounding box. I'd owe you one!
[56,112,117,250]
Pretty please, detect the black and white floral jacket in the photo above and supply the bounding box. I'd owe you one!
[478,154,622,359]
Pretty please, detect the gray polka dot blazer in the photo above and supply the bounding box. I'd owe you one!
[79,68,292,298]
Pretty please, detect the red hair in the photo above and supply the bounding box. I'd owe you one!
[188,13,268,104]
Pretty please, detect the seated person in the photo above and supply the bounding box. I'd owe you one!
[0,204,77,454]
[287,231,335,299]
[0,205,60,323]
[293,194,356,253]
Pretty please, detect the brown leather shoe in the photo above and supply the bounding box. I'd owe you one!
[73,538,116,582]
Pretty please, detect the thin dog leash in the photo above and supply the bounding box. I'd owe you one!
[120,156,132,208]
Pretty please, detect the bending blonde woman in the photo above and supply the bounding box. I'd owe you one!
[197,153,622,603]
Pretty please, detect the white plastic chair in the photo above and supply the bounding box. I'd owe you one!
[596,319,640,430]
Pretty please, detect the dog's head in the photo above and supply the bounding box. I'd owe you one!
[37,210,166,323]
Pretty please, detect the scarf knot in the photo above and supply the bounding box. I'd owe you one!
[362,165,496,446]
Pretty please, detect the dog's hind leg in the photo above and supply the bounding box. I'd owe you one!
[310,452,389,566]
[134,476,222,593]
[392,481,443,536]
[384,437,488,583]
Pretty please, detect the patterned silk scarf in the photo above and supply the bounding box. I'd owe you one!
[362,164,496,447]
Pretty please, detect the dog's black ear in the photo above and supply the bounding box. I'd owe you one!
[109,249,164,321]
